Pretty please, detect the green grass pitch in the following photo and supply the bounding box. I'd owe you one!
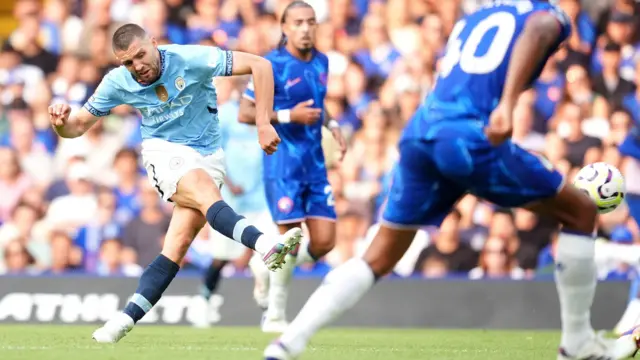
[0,325,562,359]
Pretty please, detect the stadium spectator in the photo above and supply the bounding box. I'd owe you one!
[413,210,478,275]
[0,147,33,223]
[468,236,526,280]
[96,237,142,276]
[2,239,36,274]
[121,179,169,268]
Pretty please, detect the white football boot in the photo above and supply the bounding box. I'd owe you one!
[262,228,303,271]
[92,312,134,343]
[557,331,639,359]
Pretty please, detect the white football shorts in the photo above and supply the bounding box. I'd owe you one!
[141,138,226,202]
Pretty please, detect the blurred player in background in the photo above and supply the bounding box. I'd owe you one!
[239,1,347,333]
[264,1,638,359]
[48,23,303,343]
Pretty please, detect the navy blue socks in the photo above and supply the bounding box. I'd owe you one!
[206,200,262,250]
[123,254,180,323]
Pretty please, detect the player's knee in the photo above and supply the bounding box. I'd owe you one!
[365,256,395,278]
[564,194,598,234]
[309,235,335,258]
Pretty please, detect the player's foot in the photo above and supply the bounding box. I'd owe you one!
[92,312,134,343]
[264,341,296,360]
[615,326,640,358]
[262,228,302,271]
[261,316,289,333]
[557,331,639,359]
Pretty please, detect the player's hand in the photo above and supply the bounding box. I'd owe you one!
[485,103,513,146]
[290,99,322,125]
[48,103,72,127]
[331,127,347,161]
[258,124,281,155]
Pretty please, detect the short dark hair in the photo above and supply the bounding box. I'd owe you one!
[112,23,147,51]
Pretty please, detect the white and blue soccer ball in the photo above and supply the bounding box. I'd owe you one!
[573,162,626,214]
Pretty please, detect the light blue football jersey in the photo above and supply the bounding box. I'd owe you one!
[84,44,233,156]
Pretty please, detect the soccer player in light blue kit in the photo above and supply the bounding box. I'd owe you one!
[47,23,302,343]
[264,2,639,359]
[239,1,346,333]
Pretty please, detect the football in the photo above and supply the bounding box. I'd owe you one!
[573,162,626,214]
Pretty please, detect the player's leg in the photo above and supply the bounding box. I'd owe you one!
[265,140,465,359]
[262,179,306,332]
[167,146,301,271]
[201,259,229,304]
[92,205,205,342]
[295,180,338,264]
[468,142,635,359]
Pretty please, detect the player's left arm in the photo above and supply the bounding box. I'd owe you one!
[227,51,275,129]
[501,10,569,110]
[200,45,279,153]
[323,106,347,160]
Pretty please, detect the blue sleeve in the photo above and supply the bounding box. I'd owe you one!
[83,74,122,117]
[242,76,256,102]
[533,4,572,45]
[578,12,596,46]
[183,44,233,79]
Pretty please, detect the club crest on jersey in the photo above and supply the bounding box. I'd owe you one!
[169,157,184,170]
[155,85,169,102]
[175,77,185,91]
[277,196,294,214]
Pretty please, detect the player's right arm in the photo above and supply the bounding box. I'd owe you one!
[49,105,99,139]
[487,9,570,145]
[49,76,122,138]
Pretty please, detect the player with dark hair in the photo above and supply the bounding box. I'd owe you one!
[48,23,303,343]
[263,1,639,359]
[239,0,347,333]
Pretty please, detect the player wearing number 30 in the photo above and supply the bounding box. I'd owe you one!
[47,23,302,344]
[264,1,637,360]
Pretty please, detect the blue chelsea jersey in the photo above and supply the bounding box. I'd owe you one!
[84,44,233,156]
[403,1,571,141]
[243,48,329,181]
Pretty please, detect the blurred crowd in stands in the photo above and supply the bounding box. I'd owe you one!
[1,0,640,281]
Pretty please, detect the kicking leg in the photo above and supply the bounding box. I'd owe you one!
[93,205,205,342]
[264,225,416,359]
[172,169,302,271]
